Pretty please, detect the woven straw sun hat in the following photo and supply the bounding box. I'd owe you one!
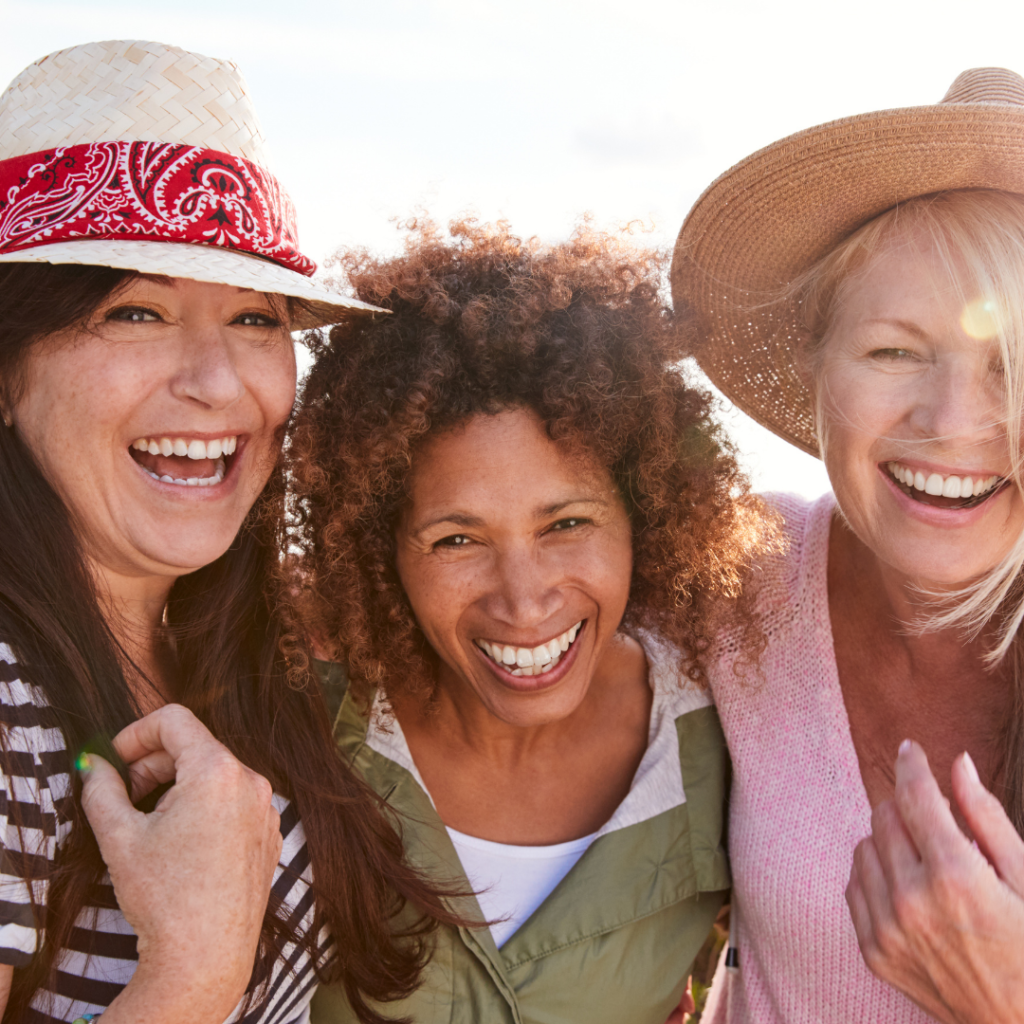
[0,39,380,328]
[671,67,1024,457]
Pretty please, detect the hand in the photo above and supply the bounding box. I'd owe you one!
[846,739,1024,1024]
[80,704,283,1024]
[664,977,696,1024]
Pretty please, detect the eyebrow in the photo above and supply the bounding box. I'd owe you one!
[410,497,610,538]
[863,317,929,339]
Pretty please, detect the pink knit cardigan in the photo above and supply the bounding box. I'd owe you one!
[702,493,934,1024]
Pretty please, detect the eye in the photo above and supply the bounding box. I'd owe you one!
[434,534,473,549]
[548,517,590,532]
[870,347,914,361]
[107,305,160,323]
[233,311,281,328]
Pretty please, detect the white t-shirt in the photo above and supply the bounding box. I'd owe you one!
[445,826,597,948]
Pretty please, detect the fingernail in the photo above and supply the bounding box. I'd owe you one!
[898,738,913,756]
[962,751,980,785]
[76,752,93,777]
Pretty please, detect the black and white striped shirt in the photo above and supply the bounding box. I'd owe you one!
[0,644,330,1024]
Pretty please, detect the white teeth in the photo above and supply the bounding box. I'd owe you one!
[131,436,238,461]
[160,437,173,457]
[172,438,188,457]
[477,621,584,675]
[206,439,222,459]
[888,462,1002,503]
[187,440,206,460]
[143,457,226,488]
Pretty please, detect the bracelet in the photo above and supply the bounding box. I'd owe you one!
[72,1015,100,1023]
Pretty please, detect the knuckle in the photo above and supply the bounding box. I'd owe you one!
[890,886,924,932]
[902,776,934,809]
[929,865,969,911]
[161,702,198,727]
[249,770,274,806]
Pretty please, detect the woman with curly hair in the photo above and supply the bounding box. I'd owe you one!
[282,219,773,1024]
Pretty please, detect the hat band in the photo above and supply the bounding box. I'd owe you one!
[0,141,315,276]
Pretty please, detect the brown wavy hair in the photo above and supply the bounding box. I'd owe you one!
[0,264,456,1024]
[282,219,774,704]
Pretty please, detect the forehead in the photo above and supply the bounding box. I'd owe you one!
[833,228,987,332]
[405,409,614,511]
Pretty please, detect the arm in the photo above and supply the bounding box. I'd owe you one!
[846,740,1024,1024]
[80,705,283,1024]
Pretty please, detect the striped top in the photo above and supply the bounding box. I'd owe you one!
[0,643,330,1024]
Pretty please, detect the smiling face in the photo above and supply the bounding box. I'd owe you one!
[394,408,634,729]
[813,228,1024,589]
[8,274,296,587]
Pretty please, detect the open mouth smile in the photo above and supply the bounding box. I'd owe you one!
[886,461,1006,510]
[129,435,238,488]
[474,621,583,677]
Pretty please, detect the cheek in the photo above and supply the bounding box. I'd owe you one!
[248,345,297,429]
[585,530,633,620]
[394,550,469,646]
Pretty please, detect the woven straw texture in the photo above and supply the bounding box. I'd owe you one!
[0,239,380,329]
[672,68,1024,457]
[0,40,268,165]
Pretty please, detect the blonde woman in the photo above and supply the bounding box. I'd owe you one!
[672,70,1024,1024]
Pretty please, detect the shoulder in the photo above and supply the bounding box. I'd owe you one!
[728,490,835,627]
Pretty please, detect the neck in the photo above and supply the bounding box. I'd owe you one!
[830,515,1000,685]
[89,560,177,711]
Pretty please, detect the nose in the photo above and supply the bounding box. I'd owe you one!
[169,323,246,410]
[483,544,562,630]
[908,352,1003,449]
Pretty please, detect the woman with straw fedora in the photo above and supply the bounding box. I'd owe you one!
[671,68,1024,1024]
[0,40,456,1024]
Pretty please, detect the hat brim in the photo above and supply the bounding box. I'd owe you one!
[672,103,1024,457]
[0,238,384,330]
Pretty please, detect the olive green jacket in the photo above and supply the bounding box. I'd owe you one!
[312,647,729,1024]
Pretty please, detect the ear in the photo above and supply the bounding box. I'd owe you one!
[0,388,11,427]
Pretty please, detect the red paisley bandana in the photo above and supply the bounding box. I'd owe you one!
[0,141,315,275]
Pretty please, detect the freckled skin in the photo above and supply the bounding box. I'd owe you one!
[10,276,296,586]
[392,408,652,844]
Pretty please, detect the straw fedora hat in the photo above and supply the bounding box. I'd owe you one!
[671,67,1024,457]
[0,39,379,328]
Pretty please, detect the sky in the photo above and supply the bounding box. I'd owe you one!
[3,0,1024,497]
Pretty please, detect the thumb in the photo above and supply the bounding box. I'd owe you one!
[952,750,1024,895]
[79,753,138,844]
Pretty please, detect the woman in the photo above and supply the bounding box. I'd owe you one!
[672,68,1024,1023]
[282,219,774,1024]
[0,40,452,1023]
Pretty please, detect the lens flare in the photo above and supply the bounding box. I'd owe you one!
[960,298,1003,340]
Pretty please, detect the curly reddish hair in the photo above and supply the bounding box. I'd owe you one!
[281,219,774,704]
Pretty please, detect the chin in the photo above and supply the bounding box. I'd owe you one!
[143,535,241,575]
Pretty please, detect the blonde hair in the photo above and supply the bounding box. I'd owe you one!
[799,190,1024,827]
